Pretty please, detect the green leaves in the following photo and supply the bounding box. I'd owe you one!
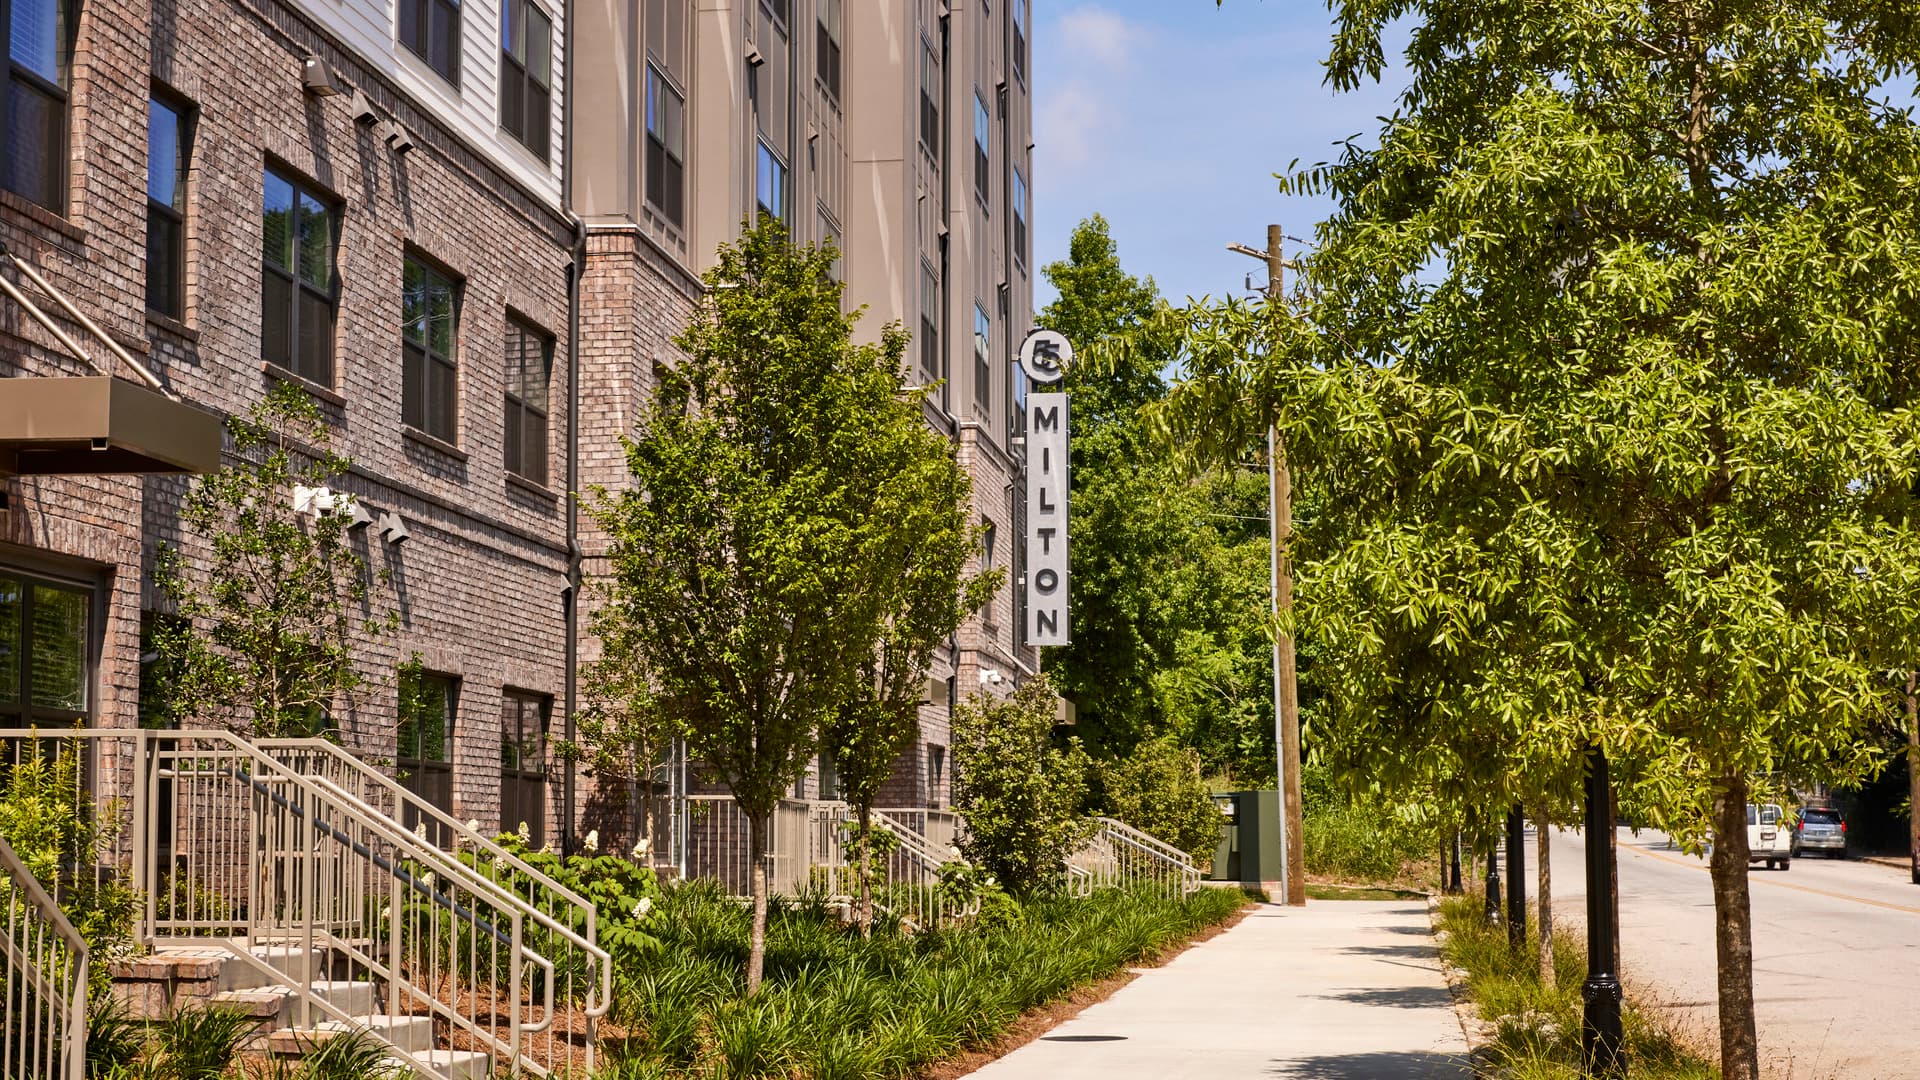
[951,674,1094,895]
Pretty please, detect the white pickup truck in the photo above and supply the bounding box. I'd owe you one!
[1747,803,1793,871]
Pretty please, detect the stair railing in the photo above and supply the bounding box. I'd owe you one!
[1067,818,1201,899]
[0,832,87,1080]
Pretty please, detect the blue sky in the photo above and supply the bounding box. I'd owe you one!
[1030,1,1407,309]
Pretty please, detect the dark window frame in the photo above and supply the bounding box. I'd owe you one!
[499,689,550,846]
[973,303,991,412]
[504,314,553,485]
[919,40,939,162]
[400,0,463,86]
[4,0,75,212]
[402,252,463,445]
[397,668,457,829]
[816,0,840,103]
[146,89,195,319]
[0,569,94,728]
[499,0,553,161]
[261,164,341,388]
[1012,167,1028,271]
[645,62,686,228]
[756,138,788,222]
[973,92,990,209]
[1012,0,1027,85]
[920,262,941,387]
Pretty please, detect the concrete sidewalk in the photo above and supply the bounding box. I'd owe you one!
[963,899,1471,1080]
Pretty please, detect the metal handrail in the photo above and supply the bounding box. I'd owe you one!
[258,738,613,1019]
[1093,816,1199,866]
[0,833,87,1080]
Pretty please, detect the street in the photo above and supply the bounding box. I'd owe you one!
[1556,827,1920,1079]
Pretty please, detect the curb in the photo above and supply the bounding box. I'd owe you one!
[1426,895,1494,1056]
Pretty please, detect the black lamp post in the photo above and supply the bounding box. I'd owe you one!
[1582,744,1624,1077]
[1506,805,1527,950]
[1484,832,1501,924]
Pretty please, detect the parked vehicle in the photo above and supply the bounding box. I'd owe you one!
[1747,803,1792,870]
[1795,806,1847,858]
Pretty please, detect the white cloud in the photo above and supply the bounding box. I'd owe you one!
[1034,81,1105,180]
[1055,6,1139,70]
[1034,6,1143,185]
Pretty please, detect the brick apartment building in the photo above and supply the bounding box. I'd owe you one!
[0,0,1036,845]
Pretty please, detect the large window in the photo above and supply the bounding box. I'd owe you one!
[756,139,787,222]
[397,668,457,828]
[920,263,940,386]
[645,65,685,227]
[1012,0,1027,84]
[0,572,91,727]
[262,167,339,387]
[5,0,71,210]
[499,0,553,161]
[402,255,461,444]
[973,304,991,412]
[504,316,552,485]
[973,93,990,208]
[400,0,462,85]
[918,42,939,161]
[818,207,842,282]
[500,691,549,846]
[1012,168,1028,270]
[147,94,193,319]
[816,0,840,102]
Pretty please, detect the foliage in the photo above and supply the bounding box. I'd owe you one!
[1435,897,1713,1080]
[598,879,1247,1078]
[950,675,1094,895]
[1038,217,1274,779]
[563,617,682,850]
[485,831,665,970]
[0,740,138,990]
[1095,738,1222,863]
[1300,765,1438,886]
[148,382,393,736]
[589,218,969,990]
[147,1006,257,1080]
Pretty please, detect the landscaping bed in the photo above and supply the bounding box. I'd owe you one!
[597,881,1250,1079]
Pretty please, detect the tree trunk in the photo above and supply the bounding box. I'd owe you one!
[1708,771,1760,1080]
[747,809,770,996]
[1535,804,1554,988]
[1907,671,1918,886]
[856,804,875,937]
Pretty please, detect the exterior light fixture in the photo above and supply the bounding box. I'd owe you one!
[301,55,343,97]
[378,511,411,545]
[348,89,380,125]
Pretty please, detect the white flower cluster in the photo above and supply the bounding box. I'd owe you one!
[584,829,600,853]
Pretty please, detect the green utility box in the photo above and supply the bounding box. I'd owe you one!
[1208,789,1284,891]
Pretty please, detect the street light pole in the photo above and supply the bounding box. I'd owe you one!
[1506,804,1527,951]
[1582,743,1625,1077]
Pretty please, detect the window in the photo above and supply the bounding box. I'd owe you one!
[499,0,553,161]
[920,263,940,385]
[397,668,457,827]
[762,0,788,30]
[918,42,939,160]
[1012,0,1026,84]
[981,519,997,569]
[816,0,840,102]
[926,745,947,810]
[973,93,991,208]
[645,65,685,227]
[500,691,549,846]
[402,255,461,444]
[5,0,71,209]
[973,304,991,412]
[261,167,339,386]
[0,571,91,726]
[400,0,462,85]
[147,94,192,319]
[504,316,552,485]
[756,139,787,221]
[818,206,842,282]
[1012,168,1028,270]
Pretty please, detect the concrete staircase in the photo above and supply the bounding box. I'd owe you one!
[116,943,488,1079]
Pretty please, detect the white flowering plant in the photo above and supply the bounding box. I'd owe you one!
[478,831,666,967]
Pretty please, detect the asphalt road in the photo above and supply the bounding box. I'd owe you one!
[1554,826,1920,1079]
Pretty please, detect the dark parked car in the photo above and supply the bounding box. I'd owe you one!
[1795,806,1846,858]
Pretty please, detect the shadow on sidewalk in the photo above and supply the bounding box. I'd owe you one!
[1312,986,1454,1009]
[1268,1050,1468,1079]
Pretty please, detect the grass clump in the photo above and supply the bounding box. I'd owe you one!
[1435,895,1715,1079]
[602,882,1249,1078]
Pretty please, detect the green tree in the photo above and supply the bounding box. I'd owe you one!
[149,383,390,736]
[1039,218,1273,775]
[1163,4,1920,1073]
[563,617,682,855]
[589,219,962,991]
[1096,738,1222,863]
[951,674,1092,894]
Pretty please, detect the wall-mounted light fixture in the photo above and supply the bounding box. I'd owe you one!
[301,55,342,97]
[378,511,411,545]
[385,122,416,155]
[348,89,380,126]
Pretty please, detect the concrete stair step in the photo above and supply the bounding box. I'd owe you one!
[210,986,295,1022]
[354,1013,435,1053]
[395,1049,490,1080]
[307,980,377,1016]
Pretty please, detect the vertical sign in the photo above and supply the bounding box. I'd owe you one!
[1018,328,1072,647]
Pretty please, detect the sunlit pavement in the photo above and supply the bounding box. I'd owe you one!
[1557,827,1920,1079]
[964,899,1470,1080]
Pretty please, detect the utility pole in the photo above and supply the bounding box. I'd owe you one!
[1228,226,1306,907]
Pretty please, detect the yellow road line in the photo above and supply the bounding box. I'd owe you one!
[1619,842,1920,916]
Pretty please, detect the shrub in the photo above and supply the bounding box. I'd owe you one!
[1096,738,1223,862]
[951,674,1094,895]
[486,829,665,971]
[1299,764,1434,885]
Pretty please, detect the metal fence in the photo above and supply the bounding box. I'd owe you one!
[0,832,86,1080]
[0,728,606,1078]
[1066,817,1202,900]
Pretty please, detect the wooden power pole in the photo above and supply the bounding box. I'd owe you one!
[1265,224,1306,906]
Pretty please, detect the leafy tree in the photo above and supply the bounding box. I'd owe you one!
[563,617,682,855]
[149,383,391,736]
[1164,3,1920,1074]
[1040,218,1273,776]
[1095,738,1222,863]
[951,674,1092,894]
[589,219,959,992]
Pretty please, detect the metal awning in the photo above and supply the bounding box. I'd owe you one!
[0,376,222,475]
